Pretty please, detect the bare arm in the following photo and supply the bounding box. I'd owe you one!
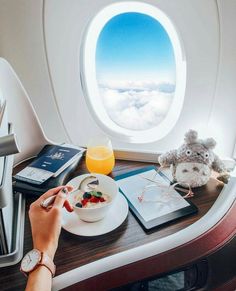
[26,185,73,291]
[26,266,53,291]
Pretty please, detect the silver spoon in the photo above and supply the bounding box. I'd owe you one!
[77,175,99,192]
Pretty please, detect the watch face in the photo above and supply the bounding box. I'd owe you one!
[21,249,41,273]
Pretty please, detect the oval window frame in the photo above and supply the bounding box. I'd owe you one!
[81,1,186,143]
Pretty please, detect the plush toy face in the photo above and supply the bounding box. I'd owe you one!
[177,143,215,166]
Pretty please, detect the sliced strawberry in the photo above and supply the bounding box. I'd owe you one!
[90,196,100,203]
[99,197,106,202]
[81,198,89,206]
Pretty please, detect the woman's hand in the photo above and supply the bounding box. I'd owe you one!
[29,186,73,259]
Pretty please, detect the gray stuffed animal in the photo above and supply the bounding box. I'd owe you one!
[158,130,229,188]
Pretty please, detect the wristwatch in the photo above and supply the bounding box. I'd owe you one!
[20,249,56,277]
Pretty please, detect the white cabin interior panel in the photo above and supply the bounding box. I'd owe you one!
[0,0,235,158]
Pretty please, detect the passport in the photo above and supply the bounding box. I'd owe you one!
[13,156,82,197]
[15,144,85,184]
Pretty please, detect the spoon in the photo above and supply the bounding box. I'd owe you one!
[77,175,99,192]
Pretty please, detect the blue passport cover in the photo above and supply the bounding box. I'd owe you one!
[29,145,81,173]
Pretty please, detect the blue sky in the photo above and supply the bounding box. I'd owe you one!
[96,13,176,83]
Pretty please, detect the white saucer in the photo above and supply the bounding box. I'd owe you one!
[62,193,128,236]
[62,191,128,236]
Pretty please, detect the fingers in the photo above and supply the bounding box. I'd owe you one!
[31,185,74,212]
[39,186,66,201]
[65,185,74,192]
[39,185,74,201]
[53,188,69,209]
[53,186,74,211]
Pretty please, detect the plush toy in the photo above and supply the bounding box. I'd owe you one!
[158,130,229,189]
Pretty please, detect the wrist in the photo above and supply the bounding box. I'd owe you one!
[33,242,57,260]
[28,264,52,278]
[21,249,56,280]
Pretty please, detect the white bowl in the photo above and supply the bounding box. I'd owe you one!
[68,173,118,222]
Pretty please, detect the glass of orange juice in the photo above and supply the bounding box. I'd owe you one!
[85,136,115,175]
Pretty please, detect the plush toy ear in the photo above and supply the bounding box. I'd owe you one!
[203,138,216,150]
[184,129,198,144]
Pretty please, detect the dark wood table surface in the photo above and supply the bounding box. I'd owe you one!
[0,158,223,291]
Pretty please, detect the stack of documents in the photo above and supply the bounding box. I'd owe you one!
[15,144,85,185]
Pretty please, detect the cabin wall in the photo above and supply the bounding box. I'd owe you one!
[0,0,68,143]
[208,0,236,158]
[42,0,221,152]
[0,0,235,157]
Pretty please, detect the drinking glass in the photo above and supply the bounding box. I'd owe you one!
[85,136,115,175]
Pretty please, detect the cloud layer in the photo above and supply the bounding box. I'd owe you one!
[99,81,175,130]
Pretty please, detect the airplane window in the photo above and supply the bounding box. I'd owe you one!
[96,12,175,131]
[81,2,186,142]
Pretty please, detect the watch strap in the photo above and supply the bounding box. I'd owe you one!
[40,252,56,277]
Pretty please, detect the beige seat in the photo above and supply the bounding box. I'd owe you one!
[0,58,51,165]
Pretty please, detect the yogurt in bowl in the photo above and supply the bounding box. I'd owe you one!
[68,174,118,222]
[73,190,112,209]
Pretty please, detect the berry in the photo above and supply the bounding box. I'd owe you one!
[99,197,106,202]
[83,192,92,199]
[81,198,89,206]
[75,202,82,208]
[90,196,100,203]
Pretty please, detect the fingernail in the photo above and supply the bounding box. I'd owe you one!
[61,188,68,194]
[58,188,68,198]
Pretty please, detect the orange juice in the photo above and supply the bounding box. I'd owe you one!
[86,146,115,175]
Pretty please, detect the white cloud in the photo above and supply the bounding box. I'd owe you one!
[99,80,175,93]
[99,80,175,130]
